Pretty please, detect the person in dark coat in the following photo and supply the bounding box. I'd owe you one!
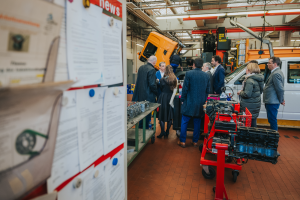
[157,65,177,138]
[202,62,214,94]
[211,55,225,94]
[178,58,210,148]
[155,62,166,98]
[186,58,194,70]
[170,53,182,73]
[238,62,264,127]
[132,56,158,129]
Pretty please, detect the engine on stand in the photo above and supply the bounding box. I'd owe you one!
[202,99,281,200]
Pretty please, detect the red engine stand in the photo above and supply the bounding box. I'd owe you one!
[214,143,229,200]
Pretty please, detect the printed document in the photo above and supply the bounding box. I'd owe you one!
[106,149,125,200]
[103,87,125,154]
[82,159,110,200]
[47,90,80,192]
[101,14,123,85]
[66,0,104,86]
[57,166,94,200]
[76,87,106,171]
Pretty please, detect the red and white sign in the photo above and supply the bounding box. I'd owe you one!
[91,0,123,18]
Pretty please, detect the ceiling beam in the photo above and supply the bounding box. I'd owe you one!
[133,1,296,10]
[191,26,300,34]
[164,0,183,24]
[186,31,194,40]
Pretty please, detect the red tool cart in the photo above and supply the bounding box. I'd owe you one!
[199,101,252,182]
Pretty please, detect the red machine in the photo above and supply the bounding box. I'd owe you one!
[213,143,230,200]
[200,102,252,182]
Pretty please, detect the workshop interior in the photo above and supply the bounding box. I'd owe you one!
[0,0,300,199]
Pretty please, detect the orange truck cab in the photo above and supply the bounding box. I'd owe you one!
[138,32,183,70]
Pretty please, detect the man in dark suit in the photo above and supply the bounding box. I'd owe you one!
[178,58,210,148]
[202,62,214,94]
[263,57,285,131]
[211,55,225,94]
[133,56,158,128]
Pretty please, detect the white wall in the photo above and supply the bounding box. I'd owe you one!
[126,36,145,73]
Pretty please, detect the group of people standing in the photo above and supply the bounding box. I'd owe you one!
[133,54,285,148]
[239,57,285,131]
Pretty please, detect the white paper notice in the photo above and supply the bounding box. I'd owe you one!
[67,0,104,87]
[106,149,125,200]
[103,87,125,154]
[82,159,110,200]
[76,87,106,171]
[47,90,80,192]
[57,166,93,200]
[101,14,123,86]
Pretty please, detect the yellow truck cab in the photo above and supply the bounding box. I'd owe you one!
[138,32,182,70]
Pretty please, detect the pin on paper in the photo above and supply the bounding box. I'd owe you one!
[113,88,119,96]
[83,0,90,8]
[112,158,118,166]
[73,178,82,189]
[89,89,95,97]
[94,170,99,178]
[62,97,68,107]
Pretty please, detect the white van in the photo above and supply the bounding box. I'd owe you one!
[225,57,300,121]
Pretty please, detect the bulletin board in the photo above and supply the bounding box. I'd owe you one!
[0,0,127,199]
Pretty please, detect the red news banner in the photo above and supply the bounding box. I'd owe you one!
[91,0,123,18]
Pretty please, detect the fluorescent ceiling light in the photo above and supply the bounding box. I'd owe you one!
[231,47,237,50]
[297,40,300,41]
[136,44,144,47]
[274,47,300,49]
[180,36,200,39]
[268,9,300,13]
[192,13,225,17]
[184,42,199,44]
[126,40,128,42]
[156,9,300,20]
[227,11,264,16]
[156,15,189,19]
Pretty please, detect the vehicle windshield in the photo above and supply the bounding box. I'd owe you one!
[143,42,157,58]
[225,63,247,83]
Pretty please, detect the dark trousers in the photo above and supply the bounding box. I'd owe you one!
[139,113,151,129]
[170,63,179,74]
[265,104,280,131]
[180,115,201,143]
[251,118,257,127]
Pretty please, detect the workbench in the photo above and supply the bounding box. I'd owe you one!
[127,103,160,166]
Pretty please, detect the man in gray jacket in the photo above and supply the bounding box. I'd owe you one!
[263,57,285,131]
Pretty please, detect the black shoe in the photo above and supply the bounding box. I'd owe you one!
[157,132,165,138]
[165,130,169,138]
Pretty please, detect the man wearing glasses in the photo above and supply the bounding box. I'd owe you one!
[263,57,285,131]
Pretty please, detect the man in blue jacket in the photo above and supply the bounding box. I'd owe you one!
[211,55,225,94]
[178,58,210,148]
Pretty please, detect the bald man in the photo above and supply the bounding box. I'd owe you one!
[133,56,158,128]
